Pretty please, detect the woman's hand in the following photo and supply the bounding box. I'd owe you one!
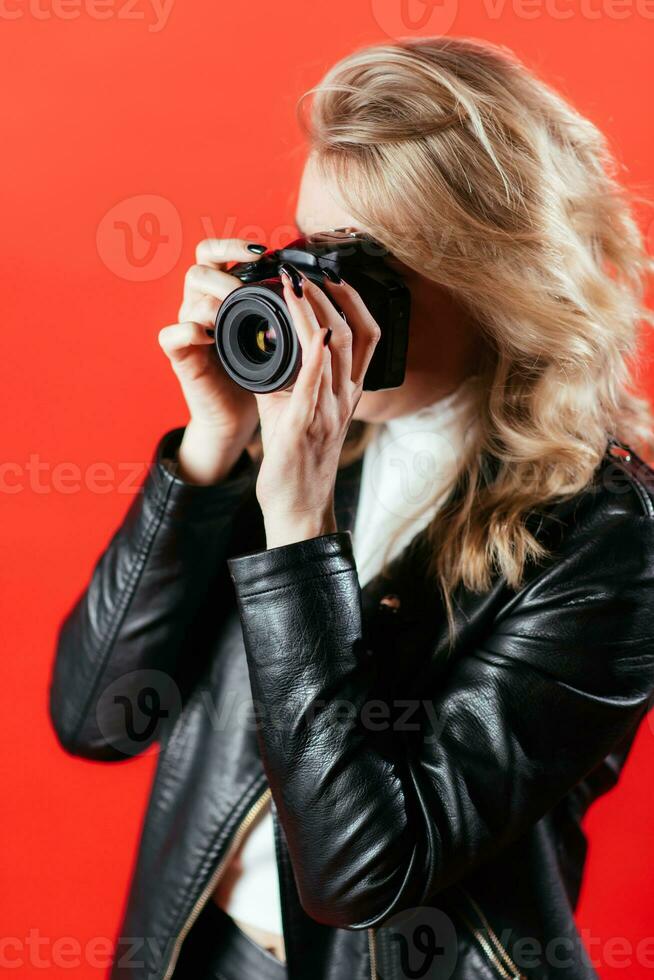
[255,264,381,549]
[158,238,267,485]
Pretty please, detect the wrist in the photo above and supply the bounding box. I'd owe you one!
[177,419,249,485]
[264,507,337,549]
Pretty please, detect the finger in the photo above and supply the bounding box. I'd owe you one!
[281,275,334,419]
[287,328,330,423]
[183,264,242,302]
[195,238,267,269]
[317,336,335,409]
[281,273,322,351]
[302,279,352,395]
[322,278,381,387]
[178,294,221,327]
[158,321,214,361]
[252,276,323,417]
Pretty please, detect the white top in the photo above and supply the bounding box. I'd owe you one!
[215,384,470,936]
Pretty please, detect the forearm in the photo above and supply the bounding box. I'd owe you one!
[228,532,421,927]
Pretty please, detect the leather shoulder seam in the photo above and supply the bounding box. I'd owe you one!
[603,448,654,520]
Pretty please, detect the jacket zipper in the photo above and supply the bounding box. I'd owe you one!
[455,886,525,980]
[161,785,272,980]
[368,927,377,979]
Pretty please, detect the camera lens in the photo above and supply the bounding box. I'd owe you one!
[214,282,302,392]
[239,314,278,362]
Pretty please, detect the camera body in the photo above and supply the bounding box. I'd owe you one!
[214,231,411,393]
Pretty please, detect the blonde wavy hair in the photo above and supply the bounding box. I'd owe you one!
[255,37,654,629]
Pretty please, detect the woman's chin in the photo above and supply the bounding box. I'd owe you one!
[352,390,405,423]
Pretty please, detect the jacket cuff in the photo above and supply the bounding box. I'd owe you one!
[148,427,258,521]
[227,531,355,596]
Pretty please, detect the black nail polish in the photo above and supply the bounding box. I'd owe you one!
[323,328,332,346]
[279,262,304,298]
[322,266,342,284]
[246,243,267,254]
[205,327,215,338]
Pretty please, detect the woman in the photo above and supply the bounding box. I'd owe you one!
[50,36,654,980]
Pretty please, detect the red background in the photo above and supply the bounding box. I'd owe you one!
[2,1,653,977]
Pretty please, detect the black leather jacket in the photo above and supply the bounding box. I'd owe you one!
[49,428,654,980]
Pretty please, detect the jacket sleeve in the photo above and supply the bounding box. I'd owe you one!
[49,427,258,762]
[227,513,654,929]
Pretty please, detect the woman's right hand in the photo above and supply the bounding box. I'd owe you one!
[158,238,266,485]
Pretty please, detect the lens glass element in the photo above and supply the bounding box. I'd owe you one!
[239,314,278,363]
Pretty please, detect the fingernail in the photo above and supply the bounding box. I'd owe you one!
[322,267,342,284]
[205,328,215,338]
[279,262,304,298]
[323,328,332,346]
[246,243,267,254]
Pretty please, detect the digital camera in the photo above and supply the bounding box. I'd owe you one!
[214,231,411,393]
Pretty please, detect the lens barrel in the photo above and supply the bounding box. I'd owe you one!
[214,281,301,393]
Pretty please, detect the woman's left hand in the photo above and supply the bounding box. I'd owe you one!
[254,263,381,549]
